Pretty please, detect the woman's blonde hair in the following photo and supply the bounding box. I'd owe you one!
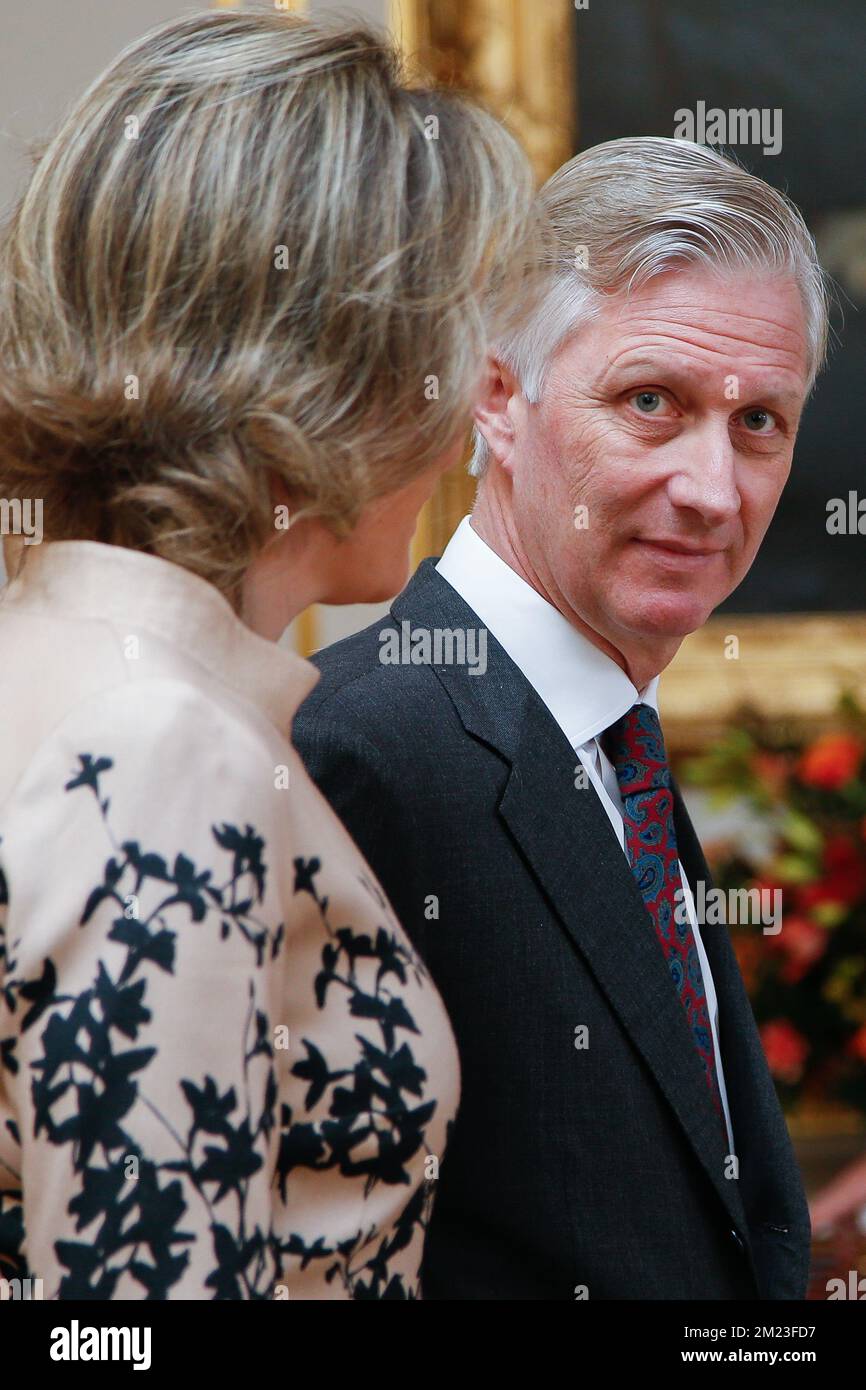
[0,9,539,605]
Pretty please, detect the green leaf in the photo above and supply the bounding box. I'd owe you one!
[773,854,818,884]
[812,902,849,928]
[781,810,824,855]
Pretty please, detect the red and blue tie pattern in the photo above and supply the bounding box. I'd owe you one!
[604,703,726,1133]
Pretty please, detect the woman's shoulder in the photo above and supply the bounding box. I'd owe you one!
[0,551,305,808]
[0,669,288,834]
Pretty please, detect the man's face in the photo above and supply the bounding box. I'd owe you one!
[498,267,810,656]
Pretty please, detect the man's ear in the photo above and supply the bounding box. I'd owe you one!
[473,356,523,470]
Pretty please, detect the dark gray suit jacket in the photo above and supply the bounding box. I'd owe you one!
[293,558,811,1300]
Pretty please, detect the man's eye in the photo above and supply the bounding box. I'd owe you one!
[630,390,671,415]
[740,407,777,433]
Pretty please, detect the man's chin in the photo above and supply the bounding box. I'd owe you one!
[618,593,719,641]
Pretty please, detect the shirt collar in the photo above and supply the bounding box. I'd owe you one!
[2,540,318,737]
[436,516,659,749]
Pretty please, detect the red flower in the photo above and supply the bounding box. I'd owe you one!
[847,1026,866,1063]
[764,914,828,983]
[797,733,865,790]
[760,1019,809,1084]
[798,836,866,911]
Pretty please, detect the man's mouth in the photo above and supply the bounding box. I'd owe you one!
[634,537,727,565]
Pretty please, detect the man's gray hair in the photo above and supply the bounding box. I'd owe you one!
[470,135,830,477]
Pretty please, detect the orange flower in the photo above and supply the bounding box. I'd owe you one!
[751,751,791,796]
[760,1019,809,1084]
[731,933,764,993]
[797,733,865,791]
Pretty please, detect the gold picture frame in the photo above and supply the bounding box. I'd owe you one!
[394,0,574,563]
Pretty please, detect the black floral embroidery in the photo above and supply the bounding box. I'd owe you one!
[0,839,26,1282]
[0,756,285,1299]
[277,855,441,1297]
[0,846,16,1077]
[0,756,443,1299]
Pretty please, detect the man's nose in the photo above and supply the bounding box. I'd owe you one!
[666,428,741,526]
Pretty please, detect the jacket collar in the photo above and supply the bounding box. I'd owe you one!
[2,540,318,737]
[436,516,660,748]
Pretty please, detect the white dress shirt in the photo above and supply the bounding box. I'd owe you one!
[436,516,735,1154]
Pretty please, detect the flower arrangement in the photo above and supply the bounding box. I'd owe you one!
[681,698,866,1117]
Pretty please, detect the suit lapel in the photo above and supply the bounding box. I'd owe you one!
[392,562,752,1242]
[498,698,750,1242]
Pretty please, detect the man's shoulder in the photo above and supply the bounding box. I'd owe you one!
[295,607,449,736]
[304,616,386,695]
[299,561,462,718]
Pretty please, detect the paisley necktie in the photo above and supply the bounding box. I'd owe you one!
[604,703,726,1134]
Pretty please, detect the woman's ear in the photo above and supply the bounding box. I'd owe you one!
[473,355,523,471]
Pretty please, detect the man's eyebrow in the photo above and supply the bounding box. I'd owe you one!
[594,357,666,387]
[595,356,804,409]
[593,356,705,392]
